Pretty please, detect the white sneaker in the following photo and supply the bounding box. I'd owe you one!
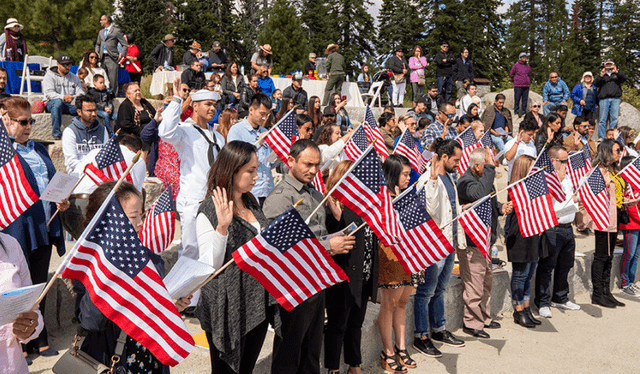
[630,284,640,296]
[539,306,552,318]
[622,285,640,297]
[552,301,581,311]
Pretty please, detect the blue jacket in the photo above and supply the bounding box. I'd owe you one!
[570,83,598,116]
[3,141,65,262]
[257,77,275,97]
[543,78,569,103]
[139,119,160,177]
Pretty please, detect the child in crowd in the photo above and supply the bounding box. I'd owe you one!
[605,129,615,139]
[77,67,89,92]
[88,74,116,134]
[210,73,222,94]
[272,88,282,115]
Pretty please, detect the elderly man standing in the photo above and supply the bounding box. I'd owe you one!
[322,44,345,105]
[95,15,127,96]
[43,54,85,139]
[457,147,512,338]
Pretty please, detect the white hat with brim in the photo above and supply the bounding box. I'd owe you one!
[581,71,593,82]
[190,89,221,102]
[5,18,23,31]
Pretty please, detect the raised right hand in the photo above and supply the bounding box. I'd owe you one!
[172,77,182,99]
[212,187,233,236]
[430,154,440,180]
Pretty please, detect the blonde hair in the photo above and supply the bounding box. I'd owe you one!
[325,160,353,197]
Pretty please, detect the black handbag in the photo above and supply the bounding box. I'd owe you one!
[618,207,630,225]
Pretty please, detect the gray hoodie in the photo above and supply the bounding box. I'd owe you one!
[42,66,85,101]
[61,117,109,174]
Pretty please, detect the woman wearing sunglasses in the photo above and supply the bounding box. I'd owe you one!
[522,100,545,128]
[80,51,110,89]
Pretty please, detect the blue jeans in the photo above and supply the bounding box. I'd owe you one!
[437,76,452,103]
[513,87,529,116]
[490,134,513,152]
[414,252,455,338]
[97,110,116,134]
[621,230,640,288]
[598,97,620,139]
[543,101,561,116]
[511,262,537,305]
[46,99,76,137]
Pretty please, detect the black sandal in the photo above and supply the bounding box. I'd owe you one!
[380,350,407,373]
[394,345,417,368]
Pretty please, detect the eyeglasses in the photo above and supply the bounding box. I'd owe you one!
[89,56,98,60]
[441,112,455,118]
[12,118,35,126]
[613,148,622,154]
[532,105,540,108]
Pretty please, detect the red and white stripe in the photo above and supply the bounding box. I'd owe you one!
[459,208,491,260]
[577,172,610,231]
[140,212,175,254]
[61,241,194,366]
[508,178,558,238]
[233,237,347,311]
[0,156,39,228]
[391,219,454,275]
[84,160,132,185]
[619,157,640,192]
[363,123,390,158]
[311,170,325,194]
[457,143,482,175]
[265,130,298,165]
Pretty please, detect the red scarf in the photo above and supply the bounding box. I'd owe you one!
[4,30,27,62]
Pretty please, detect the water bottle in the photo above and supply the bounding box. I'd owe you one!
[240,65,245,76]
[491,245,498,258]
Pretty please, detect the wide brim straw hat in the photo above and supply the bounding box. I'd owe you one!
[5,18,23,31]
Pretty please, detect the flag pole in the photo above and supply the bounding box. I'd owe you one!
[46,174,86,226]
[185,198,305,297]
[10,151,142,346]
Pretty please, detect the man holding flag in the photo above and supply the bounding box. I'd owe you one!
[414,138,465,357]
[457,147,512,338]
[263,139,354,374]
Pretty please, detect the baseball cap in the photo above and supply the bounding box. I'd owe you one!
[56,54,72,65]
[212,41,221,48]
[605,58,615,66]
[519,52,527,58]
[323,106,336,116]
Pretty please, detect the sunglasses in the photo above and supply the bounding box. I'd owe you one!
[550,76,558,79]
[12,118,35,127]
[441,112,455,118]
[89,56,98,59]
[532,105,540,108]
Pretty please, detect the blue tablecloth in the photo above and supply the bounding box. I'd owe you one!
[0,60,41,94]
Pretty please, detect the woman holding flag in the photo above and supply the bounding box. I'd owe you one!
[196,141,271,374]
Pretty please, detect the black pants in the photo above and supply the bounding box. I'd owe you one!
[24,244,53,350]
[592,231,616,297]
[271,292,325,374]
[205,319,268,374]
[535,226,575,308]
[324,282,371,370]
[128,72,142,84]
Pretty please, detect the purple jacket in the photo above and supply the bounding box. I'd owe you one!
[510,61,531,87]
[409,56,427,83]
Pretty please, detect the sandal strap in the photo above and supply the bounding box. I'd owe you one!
[381,351,405,370]
[394,346,416,365]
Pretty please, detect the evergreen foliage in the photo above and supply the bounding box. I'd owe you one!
[332,0,376,76]
[257,0,308,74]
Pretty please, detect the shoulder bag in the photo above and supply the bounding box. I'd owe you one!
[52,330,127,374]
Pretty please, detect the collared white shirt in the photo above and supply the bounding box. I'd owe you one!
[158,97,225,202]
[554,175,578,224]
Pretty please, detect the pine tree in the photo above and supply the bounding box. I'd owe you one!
[299,0,339,57]
[503,0,545,84]
[607,0,640,84]
[538,0,571,80]
[115,0,172,73]
[376,0,423,64]
[171,0,220,64]
[333,0,376,76]
[563,0,602,85]
[233,0,267,67]
[420,0,462,57]
[257,0,308,74]
[0,0,112,62]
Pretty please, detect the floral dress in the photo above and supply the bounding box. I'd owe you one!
[154,139,181,199]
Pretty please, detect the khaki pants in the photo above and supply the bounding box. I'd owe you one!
[457,246,492,330]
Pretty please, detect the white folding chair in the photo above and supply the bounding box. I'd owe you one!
[361,81,384,108]
[20,55,52,96]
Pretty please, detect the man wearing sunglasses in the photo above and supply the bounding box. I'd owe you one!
[43,54,85,139]
[563,116,596,156]
[421,102,458,151]
[542,72,569,116]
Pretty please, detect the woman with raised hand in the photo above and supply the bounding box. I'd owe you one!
[196,141,271,374]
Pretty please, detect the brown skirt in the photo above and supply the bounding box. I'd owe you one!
[378,243,424,288]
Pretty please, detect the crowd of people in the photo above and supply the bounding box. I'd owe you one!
[0,14,639,374]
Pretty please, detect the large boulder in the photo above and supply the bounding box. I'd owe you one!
[483,88,543,113]
[618,102,640,131]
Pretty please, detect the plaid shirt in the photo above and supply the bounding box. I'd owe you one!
[421,120,458,151]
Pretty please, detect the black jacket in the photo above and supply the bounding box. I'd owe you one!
[282,85,308,109]
[534,128,563,154]
[453,57,474,82]
[435,50,456,77]
[593,72,628,99]
[303,60,316,74]
[457,165,502,247]
[238,86,259,114]
[150,42,174,69]
[420,93,445,118]
[87,87,114,112]
[182,50,198,66]
[115,98,156,137]
[506,212,539,263]
[181,68,206,90]
[389,55,408,75]
[207,49,228,73]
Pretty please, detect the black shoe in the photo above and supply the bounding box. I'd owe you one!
[592,294,616,308]
[181,306,196,317]
[606,292,625,307]
[431,330,465,347]
[513,310,535,328]
[25,356,32,366]
[462,325,490,339]
[577,228,592,235]
[484,321,501,329]
[38,348,59,356]
[524,307,541,325]
[412,337,442,358]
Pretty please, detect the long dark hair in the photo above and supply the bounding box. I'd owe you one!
[84,181,140,227]
[81,51,100,72]
[316,124,339,146]
[224,61,238,80]
[328,93,348,117]
[594,138,622,172]
[382,154,410,192]
[205,141,258,209]
[538,112,564,145]
[306,96,322,128]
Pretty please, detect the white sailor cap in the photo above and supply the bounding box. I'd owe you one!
[190,89,221,102]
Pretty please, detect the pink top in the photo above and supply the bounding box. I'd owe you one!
[409,56,428,83]
[0,233,44,374]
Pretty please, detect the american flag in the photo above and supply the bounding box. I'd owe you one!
[139,186,175,254]
[394,128,427,173]
[617,133,629,160]
[390,187,455,274]
[529,149,566,202]
[60,195,194,366]
[459,196,492,260]
[479,130,495,159]
[619,156,640,192]
[362,105,390,158]
[568,147,592,190]
[232,206,347,311]
[0,120,39,229]
[456,127,482,174]
[311,170,325,194]
[264,110,299,164]
[508,170,558,237]
[343,125,369,161]
[577,168,610,230]
[84,135,133,185]
[331,145,401,247]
